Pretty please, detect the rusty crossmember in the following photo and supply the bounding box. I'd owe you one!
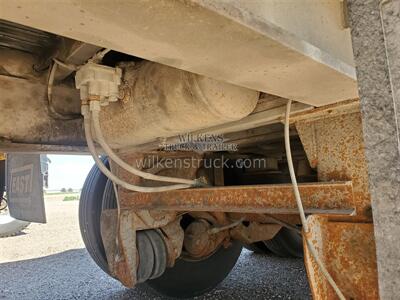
[119,181,355,215]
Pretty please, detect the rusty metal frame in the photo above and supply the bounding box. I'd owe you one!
[114,152,355,217]
[296,111,372,220]
[104,101,379,297]
[295,109,379,299]
[304,215,378,299]
[118,182,355,215]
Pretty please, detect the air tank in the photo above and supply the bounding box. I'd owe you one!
[99,61,259,149]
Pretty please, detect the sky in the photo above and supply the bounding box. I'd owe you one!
[47,155,94,191]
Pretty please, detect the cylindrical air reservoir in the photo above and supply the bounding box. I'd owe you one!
[99,62,259,148]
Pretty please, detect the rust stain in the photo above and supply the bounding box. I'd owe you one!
[296,112,378,298]
[296,112,372,220]
[119,182,355,214]
[183,219,227,258]
[304,215,379,300]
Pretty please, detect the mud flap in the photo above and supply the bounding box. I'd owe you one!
[6,153,46,223]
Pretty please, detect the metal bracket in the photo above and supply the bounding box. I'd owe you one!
[304,215,378,299]
[100,209,178,288]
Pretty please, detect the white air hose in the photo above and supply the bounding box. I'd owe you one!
[90,106,196,185]
[284,100,345,300]
[82,104,192,192]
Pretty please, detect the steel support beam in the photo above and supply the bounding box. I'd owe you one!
[347,1,400,298]
[295,107,379,298]
[119,182,355,215]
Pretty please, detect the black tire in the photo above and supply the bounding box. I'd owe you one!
[264,227,303,258]
[79,159,110,274]
[145,242,242,298]
[102,179,117,210]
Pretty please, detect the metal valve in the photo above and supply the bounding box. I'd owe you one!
[75,63,122,106]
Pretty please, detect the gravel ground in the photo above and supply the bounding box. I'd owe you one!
[0,198,311,300]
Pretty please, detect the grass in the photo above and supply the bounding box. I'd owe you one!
[45,191,80,195]
[43,192,80,201]
[63,195,80,201]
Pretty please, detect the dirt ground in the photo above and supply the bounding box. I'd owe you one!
[0,197,311,299]
[0,195,83,262]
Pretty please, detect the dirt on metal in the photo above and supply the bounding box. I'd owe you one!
[183,219,227,259]
[119,182,355,215]
[230,222,281,244]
